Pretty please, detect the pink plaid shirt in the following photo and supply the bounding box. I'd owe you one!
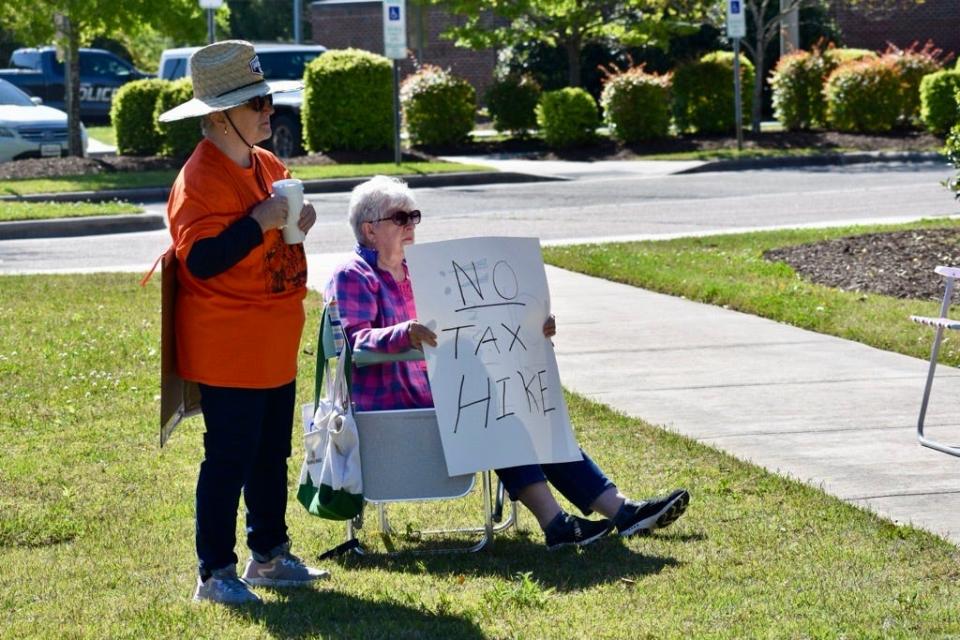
[324,245,434,411]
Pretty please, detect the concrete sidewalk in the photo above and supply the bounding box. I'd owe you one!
[545,266,960,545]
[304,254,960,544]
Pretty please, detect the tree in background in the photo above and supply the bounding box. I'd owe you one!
[717,0,922,133]
[0,0,215,155]
[227,0,312,43]
[434,0,710,88]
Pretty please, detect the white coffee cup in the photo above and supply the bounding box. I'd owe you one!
[272,178,306,244]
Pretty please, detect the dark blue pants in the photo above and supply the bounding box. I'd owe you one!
[496,448,614,516]
[195,380,295,577]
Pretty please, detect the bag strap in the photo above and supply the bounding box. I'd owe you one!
[313,305,353,412]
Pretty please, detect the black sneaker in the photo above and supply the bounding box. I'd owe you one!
[614,489,690,538]
[544,513,611,550]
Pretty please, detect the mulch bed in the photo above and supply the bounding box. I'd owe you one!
[0,130,943,180]
[764,228,960,301]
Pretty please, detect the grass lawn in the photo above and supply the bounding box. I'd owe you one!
[0,161,489,197]
[3,273,960,637]
[86,125,116,147]
[544,219,960,367]
[638,147,864,162]
[0,200,141,222]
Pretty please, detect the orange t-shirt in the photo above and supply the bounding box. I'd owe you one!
[166,139,307,388]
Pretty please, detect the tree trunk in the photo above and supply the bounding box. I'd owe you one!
[64,19,83,157]
[565,39,581,87]
[751,27,764,134]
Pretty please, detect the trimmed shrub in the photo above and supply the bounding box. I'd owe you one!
[535,87,599,148]
[600,67,671,142]
[882,43,945,124]
[824,58,902,133]
[110,78,165,156]
[823,48,876,68]
[400,65,476,146]
[485,74,541,136]
[919,69,960,134]
[302,48,392,152]
[672,51,754,134]
[154,78,202,158]
[770,50,830,130]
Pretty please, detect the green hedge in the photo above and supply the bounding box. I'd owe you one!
[600,67,671,142]
[485,74,541,135]
[302,48,392,152]
[400,65,476,146]
[536,87,599,148]
[823,48,877,68]
[672,51,754,134]
[824,58,902,133]
[919,70,960,134]
[110,79,166,156]
[770,50,829,130]
[883,49,943,124]
[154,78,201,158]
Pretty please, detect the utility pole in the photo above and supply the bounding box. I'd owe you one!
[780,0,799,56]
[294,0,303,43]
[198,0,223,44]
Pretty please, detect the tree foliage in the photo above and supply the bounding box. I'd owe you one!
[0,0,214,155]
[431,0,710,87]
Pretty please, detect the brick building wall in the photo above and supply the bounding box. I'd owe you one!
[308,0,501,100]
[830,0,960,57]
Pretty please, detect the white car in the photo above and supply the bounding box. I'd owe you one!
[0,78,87,162]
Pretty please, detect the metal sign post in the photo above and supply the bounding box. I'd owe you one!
[727,0,746,151]
[383,0,406,165]
[199,0,223,44]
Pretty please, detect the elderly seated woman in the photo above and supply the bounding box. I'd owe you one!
[324,175,690,550]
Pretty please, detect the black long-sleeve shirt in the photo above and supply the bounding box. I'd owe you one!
[185,216,263,279]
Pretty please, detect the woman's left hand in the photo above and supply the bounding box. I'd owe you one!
[542,314,556,338]
[298,202,317,235]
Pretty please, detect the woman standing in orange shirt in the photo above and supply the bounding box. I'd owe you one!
[159,40,324,605]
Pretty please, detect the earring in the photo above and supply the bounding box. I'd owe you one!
[223,126,228,135]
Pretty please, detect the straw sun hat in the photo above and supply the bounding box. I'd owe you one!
[158,40,302,123]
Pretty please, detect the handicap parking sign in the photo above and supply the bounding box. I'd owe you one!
[730,0,740,12]
[389,6,400,19]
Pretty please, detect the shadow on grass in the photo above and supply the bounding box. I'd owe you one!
[340,533,683,592]
[233,590,484,639]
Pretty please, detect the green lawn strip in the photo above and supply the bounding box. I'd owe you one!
[636,146,943,162]
[2,273,960,637]
[0,161,489,197]
[544,218,960,367]
[289,161,490,181]
[85,125,116,147]
[0,200,141,222]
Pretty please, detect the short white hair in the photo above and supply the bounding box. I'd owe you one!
[348,175,417,245]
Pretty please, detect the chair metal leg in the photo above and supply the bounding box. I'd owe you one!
[345,471,521,555]
[917,277,960,457]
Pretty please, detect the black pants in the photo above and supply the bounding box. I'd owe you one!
[195,380,295,577]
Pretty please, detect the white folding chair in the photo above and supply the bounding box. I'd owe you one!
[910,265,960,457]
[314,304,518,554]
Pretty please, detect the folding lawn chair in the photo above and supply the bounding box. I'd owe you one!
[314,304,518,554]
[910,265,960,457]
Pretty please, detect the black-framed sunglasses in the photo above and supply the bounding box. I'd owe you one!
[375,209,422,226]
[246,94,274,113]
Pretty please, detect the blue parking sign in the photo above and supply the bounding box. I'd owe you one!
[389,6,400,19]
[731,0,740,12]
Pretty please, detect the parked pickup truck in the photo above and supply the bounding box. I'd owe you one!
[159,43,325,157]
[0,47,151,122]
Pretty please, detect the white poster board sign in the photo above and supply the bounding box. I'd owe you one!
[406,237,582,476]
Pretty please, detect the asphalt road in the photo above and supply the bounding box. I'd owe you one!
[0,161,956,274]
